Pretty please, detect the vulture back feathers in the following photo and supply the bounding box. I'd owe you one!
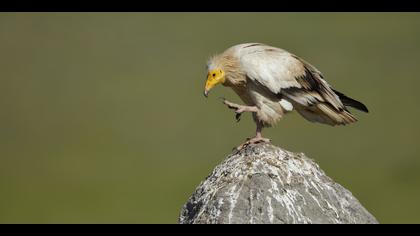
[210,43,368,127]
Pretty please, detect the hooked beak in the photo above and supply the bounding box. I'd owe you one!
[204,75,220,98]
[204,77,216,98]
[203,69,225,98]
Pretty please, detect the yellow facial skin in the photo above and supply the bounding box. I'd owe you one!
[204,69,225,97]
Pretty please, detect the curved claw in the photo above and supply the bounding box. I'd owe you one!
[219,99,247,122]
[235,113,242,122]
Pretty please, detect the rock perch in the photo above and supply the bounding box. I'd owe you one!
[179,143,378,224]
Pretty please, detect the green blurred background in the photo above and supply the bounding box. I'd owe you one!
[0,13,419,223]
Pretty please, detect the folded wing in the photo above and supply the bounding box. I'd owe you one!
[239,45,361,126]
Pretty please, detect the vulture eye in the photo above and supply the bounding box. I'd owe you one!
[212,73,216,77]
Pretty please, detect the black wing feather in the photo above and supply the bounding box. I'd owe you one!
[332,89,369,113]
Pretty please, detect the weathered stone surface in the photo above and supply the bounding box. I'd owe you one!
[179,143,378,224]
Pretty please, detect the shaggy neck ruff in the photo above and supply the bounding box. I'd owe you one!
[208,53,246,88]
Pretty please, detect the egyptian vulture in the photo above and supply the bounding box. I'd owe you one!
[204,43,368,149]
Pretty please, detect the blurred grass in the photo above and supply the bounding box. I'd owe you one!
[0,13,419,223]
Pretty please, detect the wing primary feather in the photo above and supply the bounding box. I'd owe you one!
[332,89,369,113]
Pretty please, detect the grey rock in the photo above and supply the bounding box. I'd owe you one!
[179,143,378,224]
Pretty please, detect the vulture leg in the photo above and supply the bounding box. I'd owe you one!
[235,121,271,151]
[250,121,271,144]
[221,99,258,122]
[220,99,270,150]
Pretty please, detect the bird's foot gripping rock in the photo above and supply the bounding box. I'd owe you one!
[235,136,271,151]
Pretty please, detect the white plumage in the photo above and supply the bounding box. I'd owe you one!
[204,43,368,148]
